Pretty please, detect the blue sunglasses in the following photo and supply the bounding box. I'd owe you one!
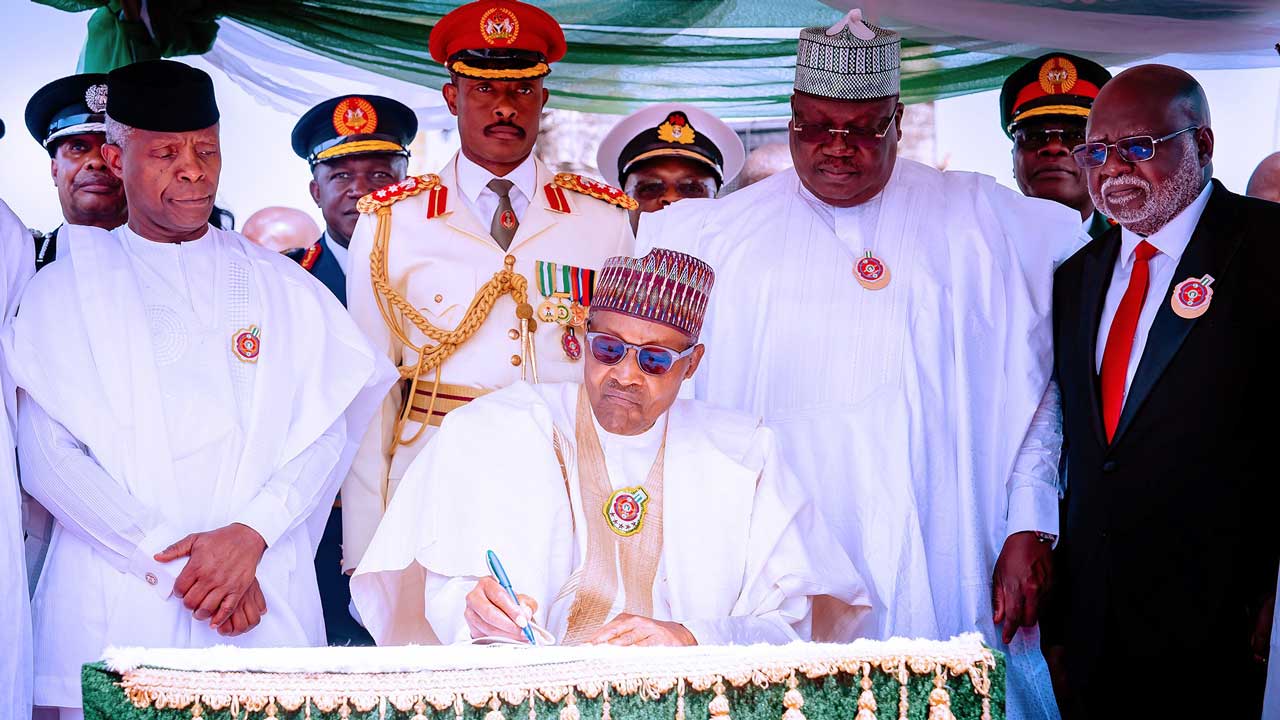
[585,332,696,376]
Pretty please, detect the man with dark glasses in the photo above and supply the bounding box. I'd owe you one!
[1049,64,1278,717]
[351,247,871,647]
[596,103,745,230]
[341,0,635,580]
[637,9,1081,719]
[1000,54,1113,239]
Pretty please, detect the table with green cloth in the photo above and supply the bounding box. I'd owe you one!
[84,633,1004,720]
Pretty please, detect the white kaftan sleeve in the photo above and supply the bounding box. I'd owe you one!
[424,573,482,644]
[1005,380,1063,539]
[682,604,803,645]
[16,391,183,599]
[233,414,347,548]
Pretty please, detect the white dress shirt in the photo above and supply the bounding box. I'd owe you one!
[322,231,349,276]
[455,151,537,232]
[1095,182,1213,393]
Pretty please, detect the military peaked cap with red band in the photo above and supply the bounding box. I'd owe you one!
[429,0,566,81]
[292,94,418,166]
[999,53,1111,137]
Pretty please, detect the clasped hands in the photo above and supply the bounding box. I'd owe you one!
[465,576,697,646]
[154,522,269,637]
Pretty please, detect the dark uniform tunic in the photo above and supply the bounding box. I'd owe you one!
[31,226,60,271]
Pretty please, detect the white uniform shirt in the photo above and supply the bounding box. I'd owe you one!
[455,152,537,233]
[323,231,350,276]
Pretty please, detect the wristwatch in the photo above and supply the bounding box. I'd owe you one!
[1033,531,1057,544]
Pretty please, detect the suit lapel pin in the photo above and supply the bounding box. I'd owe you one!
[1171,274,1214,319]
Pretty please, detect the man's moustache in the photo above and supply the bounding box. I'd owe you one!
[605,379,641,395]
[815,163,860,173]
[74,173,120,189]
[484,122,526,137]
[1101,175,1150,193]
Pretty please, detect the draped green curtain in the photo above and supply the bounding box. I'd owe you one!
[36,0,1026,115]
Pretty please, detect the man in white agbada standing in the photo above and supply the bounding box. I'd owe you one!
[636,10,1080,719]
[4,60,394,719]
[0,191,36,720]
[352,248,871,646]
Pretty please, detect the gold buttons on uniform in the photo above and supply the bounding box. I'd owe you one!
[510,355,522,366]
[508,329,520,340]
[434,294,444,303]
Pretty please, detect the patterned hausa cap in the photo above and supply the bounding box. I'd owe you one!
[592,248,715,340]
[794,8,900,101]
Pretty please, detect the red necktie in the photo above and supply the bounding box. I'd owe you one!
[1100,240,1159,442]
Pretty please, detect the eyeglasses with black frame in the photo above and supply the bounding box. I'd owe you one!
[1070,126,1200,169]
[585,331,696,376]
[791,113,895,145]
[1013,126,1087,152]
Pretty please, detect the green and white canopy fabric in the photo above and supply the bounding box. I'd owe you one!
[851,0,1280,70]
[35,0,1280,126]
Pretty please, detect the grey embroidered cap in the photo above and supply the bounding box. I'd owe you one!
[794,9,900,101]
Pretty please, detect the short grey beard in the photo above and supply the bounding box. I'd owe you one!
[1091,146,1203,236]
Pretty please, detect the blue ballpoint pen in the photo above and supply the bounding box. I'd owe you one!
[487,549,538,645]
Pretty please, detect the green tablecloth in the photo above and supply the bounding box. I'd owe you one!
[84,636,1004,720]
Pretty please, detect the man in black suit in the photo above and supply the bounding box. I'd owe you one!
[286,95,416,645]
[1051,64,1277,715]
[287,95,418,306]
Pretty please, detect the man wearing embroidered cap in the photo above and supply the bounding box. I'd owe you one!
[1001,53,1113,239]
[23,73,129,270]
[4,59,394,717]
[343,0,635,575]
[286,94,417,306]
[352,247,870,646]
[597,103,745,224]
[638,9,1079,719]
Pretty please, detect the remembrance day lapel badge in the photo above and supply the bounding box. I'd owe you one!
[604,486,649,537]
[1171,274,1214,319]
[854,250,891,290]
[233,325,262,363]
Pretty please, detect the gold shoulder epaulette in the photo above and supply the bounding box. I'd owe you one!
[553,172,639,211]
[357,174,442,214]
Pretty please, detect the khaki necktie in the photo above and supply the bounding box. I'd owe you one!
[487,178,519,250]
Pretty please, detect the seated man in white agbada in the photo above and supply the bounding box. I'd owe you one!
[353,248,872,646]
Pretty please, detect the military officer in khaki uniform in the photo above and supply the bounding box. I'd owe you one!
[344,0,635,571]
